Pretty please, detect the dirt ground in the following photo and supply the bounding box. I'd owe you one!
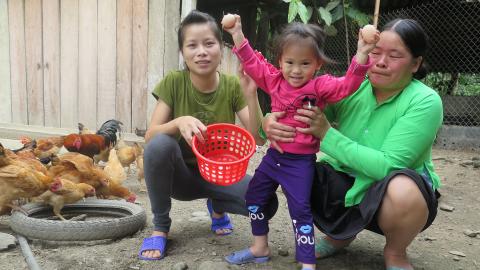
[0,146,479,270]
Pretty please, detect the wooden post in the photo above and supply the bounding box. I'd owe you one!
[373,0,381,28]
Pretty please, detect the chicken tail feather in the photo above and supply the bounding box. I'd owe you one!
[78,123,85,133]
[96,119,123,147]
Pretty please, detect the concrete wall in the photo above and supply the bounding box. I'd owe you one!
[435,125,480,151]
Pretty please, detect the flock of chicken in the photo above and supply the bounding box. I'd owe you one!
[0,119,144,221]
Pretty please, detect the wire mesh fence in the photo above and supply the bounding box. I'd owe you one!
[324,0,480,127]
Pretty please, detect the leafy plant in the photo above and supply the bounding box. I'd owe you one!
[283,0,371,36]
[424,72,452,96]
[424,72,480,96]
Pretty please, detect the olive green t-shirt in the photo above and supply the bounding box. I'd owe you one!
[152,70,247,164]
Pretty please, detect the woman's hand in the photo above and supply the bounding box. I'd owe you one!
[175,116,207,146]
[294,106,331,140]
[238,65,257,99]
[263,112,295,153]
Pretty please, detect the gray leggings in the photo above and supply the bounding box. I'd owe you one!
[144,134,252,233]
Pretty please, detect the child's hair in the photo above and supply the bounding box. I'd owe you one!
[382,18,429,79]
[177,10,223,50]
[274,22,332,65]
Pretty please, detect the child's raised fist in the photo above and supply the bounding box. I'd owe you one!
[221,14,236,29]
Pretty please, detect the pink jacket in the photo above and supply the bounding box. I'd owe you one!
[233,39,371,154]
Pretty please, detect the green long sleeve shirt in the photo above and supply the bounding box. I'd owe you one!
[320,79,443,206]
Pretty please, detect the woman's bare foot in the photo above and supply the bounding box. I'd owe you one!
[141,231,167,259]
[384,247,414,270]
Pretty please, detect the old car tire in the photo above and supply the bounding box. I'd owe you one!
[10,199,146,241]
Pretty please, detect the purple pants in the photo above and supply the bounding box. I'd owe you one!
[245,148,316,264]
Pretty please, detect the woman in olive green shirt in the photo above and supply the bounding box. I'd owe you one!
[139,10,277,261]
[263,19,442,270]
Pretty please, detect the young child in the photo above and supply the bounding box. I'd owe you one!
[223,14,379,269]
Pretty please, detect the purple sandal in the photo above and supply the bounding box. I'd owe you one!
[207,199,233,236]
[138,235,167,260]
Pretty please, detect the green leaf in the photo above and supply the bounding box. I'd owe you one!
[283,0,292,3]
[324,25,338,36]
[346,7,371,27]
[288,1,299,22]
[325,0,340,12]
[318,7,332,26]
[331,5,344,23]
[298,1,309,23]
[355,12,371,27]
[346,7,359,20]
[306,6,313,21]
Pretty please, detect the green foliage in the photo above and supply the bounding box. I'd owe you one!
[325,0,341,12]
[330,5,344,23]
[286,0,372,35]
[345,6,370,26]
[457,74,480,96]
[424,73,480,96]
[297,1,310,23]
[288,0,299,22]
[283,0,372,30]
[423,72,452,96]
[318,7,332,25]
[286,0,310,23]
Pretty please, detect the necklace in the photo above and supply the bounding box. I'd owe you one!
[190,73,220,106]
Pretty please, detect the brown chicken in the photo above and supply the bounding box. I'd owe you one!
[0,143,53,215]
[4,148,48,175]
[78,122,110,163]
[63,119,122,159]
[20,135,65,162]
[48,152,110,189]
[133,143,144,184]
[116,139,136,173]
[103,149,127,183]
[12,140,37,159]
[98,149,136,202]
[96,179,136,203]
[37,177,96,220]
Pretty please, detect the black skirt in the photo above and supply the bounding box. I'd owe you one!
[311,163,439,240]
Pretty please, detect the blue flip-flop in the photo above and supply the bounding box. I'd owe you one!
[138,235,167,260]
[207,199,233,236]
[225,248,270,265]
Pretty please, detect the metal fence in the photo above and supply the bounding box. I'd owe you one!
[323,0,480,127]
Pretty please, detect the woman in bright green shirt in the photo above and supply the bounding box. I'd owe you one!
[263,19,442,270]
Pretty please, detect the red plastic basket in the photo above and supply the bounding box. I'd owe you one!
[192,123,256,186]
